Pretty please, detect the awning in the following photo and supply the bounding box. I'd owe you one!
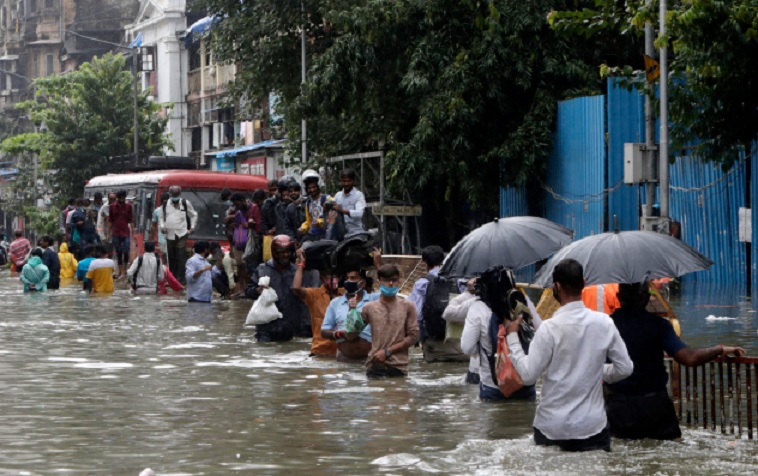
[215,140,286,159]
[184,16,222,47]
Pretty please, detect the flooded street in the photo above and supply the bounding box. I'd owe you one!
[0,271,756,475]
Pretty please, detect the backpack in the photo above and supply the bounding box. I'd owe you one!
[131,252,161,291]
[163,198,192,230]
[421,274,455,341]
[0,246,6,266]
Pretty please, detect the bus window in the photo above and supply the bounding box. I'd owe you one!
[177,189,230,241]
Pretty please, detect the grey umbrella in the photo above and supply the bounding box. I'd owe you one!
[532,230,714,287]
[440,216,574,278]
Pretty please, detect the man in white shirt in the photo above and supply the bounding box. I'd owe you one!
[332,168,366,238]
[158,186,198,284]
[97,192,116,244]
[127,241,165,294]
[505,258,633,452]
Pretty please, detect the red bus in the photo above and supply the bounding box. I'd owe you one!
[85,170,268,255]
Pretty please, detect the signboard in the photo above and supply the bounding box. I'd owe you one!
[367,203,423,216]
[214,156,236,172]
[241,157,265,176]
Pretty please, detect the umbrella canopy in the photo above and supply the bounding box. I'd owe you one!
[532,230,714,287]
[440,216,574,278]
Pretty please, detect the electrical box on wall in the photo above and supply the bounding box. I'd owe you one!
[624,143,645,183]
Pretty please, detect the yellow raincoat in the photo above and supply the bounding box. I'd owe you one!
[58,243,78,278]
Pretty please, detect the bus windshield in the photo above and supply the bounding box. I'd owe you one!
[174,189,230,241]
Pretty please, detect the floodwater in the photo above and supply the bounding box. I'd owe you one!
[0,272,756,476]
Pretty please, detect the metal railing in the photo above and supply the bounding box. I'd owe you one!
[668,356,758,439]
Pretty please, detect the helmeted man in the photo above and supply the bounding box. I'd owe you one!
[298,169,330,242]
[245,235,318,342]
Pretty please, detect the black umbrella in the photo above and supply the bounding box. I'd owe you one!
[532,230,714,287]
[440,216,574,278]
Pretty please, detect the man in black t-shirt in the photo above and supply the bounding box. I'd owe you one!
[605,282,745,440]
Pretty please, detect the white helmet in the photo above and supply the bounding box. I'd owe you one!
[302,169,320,185]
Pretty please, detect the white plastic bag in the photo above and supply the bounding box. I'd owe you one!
[245,276,282,326]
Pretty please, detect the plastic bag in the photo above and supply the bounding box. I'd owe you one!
[245,276,282,325]
[495,324,524,397]
[344,308,366,334]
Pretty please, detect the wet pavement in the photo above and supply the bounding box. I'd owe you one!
[0,271,756,475]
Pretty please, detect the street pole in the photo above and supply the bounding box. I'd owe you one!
[301,0,307,164]
[659,0,670,225]
[643,1,656,223]
[132,48,139,164]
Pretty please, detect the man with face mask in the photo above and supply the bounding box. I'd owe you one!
[245,235,317,342]
[505,259,633,452]
[98,192,116,246]
[159,186,198,284]
[359,264,419,378]
[320,265,380,362]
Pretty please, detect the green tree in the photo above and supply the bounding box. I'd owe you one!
[550,0,758,164]
[200,0,611,208]
[1,53,173,201]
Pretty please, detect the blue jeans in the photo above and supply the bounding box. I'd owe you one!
[479,383,536,401]
[112,236,130,265]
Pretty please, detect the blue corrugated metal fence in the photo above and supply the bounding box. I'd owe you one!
[500,81,752,288]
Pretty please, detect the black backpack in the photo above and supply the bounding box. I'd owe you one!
[130,252,161,291]
[421,274,455,341]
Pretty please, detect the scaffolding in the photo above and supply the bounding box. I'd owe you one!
[325,151,422,255]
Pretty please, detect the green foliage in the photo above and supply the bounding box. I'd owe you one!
[1,53,173,201]
[551,0,758,165]
[24,206,60,238]
[199,0,614,205]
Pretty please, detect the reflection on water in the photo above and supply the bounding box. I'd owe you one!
[0,271,756,475]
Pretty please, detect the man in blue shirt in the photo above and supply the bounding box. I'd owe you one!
[185,241,213,303]
[322,267,379,362]
[409,245,468,363]
[76,245,97,285]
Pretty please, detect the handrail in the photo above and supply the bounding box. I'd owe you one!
[668,356,757,439]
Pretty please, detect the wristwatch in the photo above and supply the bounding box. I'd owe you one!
[384,348,392,359]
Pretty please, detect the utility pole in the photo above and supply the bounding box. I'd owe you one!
[300,0,307,164]
[659,0,670,230]
[643,1,656,222]
[132,48,139,163]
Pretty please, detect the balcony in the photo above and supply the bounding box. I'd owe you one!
[187,63,236,98]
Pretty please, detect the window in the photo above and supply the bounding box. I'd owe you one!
[46,54,54,76]
[45,0,54,8]
[188,42,201,71]
[29,0,37,14]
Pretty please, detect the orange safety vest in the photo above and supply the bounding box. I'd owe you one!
[582,283,620,315]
